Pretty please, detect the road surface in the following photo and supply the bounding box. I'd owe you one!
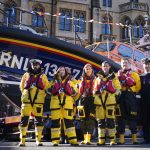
[0,139,150,150]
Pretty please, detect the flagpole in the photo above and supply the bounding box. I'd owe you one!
[106,0,110,58]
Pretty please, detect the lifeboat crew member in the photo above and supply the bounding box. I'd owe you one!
[93,61,121,146]
[140,58,150,144]
[117,57,141,144]
[19,59,49,146]
[48,66,78,146]
[78,63,96,145]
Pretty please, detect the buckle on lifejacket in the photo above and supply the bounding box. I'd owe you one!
[58,88,64,94]
[77,106,85,118]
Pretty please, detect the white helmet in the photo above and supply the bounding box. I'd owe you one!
[29,59,42,65]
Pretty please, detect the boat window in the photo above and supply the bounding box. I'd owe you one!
[94,43,115,52]
[134,50,145,62]
[118,44,133,58]
[86,44,97,51]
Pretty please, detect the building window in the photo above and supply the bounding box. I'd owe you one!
[130,0,139,3]
[59,9,72,31]
[32,5,45,27]
[74,11,85,33]
[121,17,132,39]
[4,1,17,25]
[133,17,144,38]
[102,24,111,34]
[133,24,144,38]
[102,13,112,34]
[133,23,138,37]
[103,0,112,7]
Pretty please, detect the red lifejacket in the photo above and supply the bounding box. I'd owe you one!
[96,80,116,94]
[118,69,135,87]
[118,70,126,81]
[125,76,136,87]
[51,78,74,96]
[79,76,94,96]
[106,80,116,93]
[24,74,44,90]
[64,82,74,96]
[96,80,106,92]
[36,75,44,90]
[51,81,60,95]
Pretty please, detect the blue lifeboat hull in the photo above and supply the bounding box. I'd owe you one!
[0,26,120,114]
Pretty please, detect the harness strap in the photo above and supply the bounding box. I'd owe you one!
[61,95,66,106]
[57,76,71,107]
[99,93,108,109]
[58,94,66,107]
[28,88,39,107]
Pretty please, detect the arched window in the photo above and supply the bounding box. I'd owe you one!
[74,11,85,33]
[133,17,144,38]
[121,17,132,39]
[59,9,72,31]
[32,4,45,27]
[4,0,17,25]
[102,13,112,34]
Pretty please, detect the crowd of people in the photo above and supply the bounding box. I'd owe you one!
[18,57,150,147]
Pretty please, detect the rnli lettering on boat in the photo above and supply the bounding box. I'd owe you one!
[0,51,81,78]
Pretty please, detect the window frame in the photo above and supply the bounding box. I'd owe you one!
[32,6,45,28]
[4,7,16,24]
[102,23,112,34]
[133,21,144,38]
[74,11,86,33]
[130,0,139,3]
[59,9,72,31]
[103,0,112,7]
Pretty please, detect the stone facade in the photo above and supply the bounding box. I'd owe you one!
[0,0,150,46]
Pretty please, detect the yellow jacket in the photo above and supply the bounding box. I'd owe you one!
[119,71,141,93]
[49,75,78,110]
[94,73,121,106]
[20,72,49,104]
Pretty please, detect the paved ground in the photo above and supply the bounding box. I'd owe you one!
[0,139,150,150]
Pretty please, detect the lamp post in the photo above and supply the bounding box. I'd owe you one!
[128,25,132,46]
[74,24,76,45]
[90,0,93,44]
[144,14,149,34]
[144,15,148,28]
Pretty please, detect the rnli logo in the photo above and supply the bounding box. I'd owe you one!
[0,51,81,79]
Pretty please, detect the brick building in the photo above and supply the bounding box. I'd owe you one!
[0,0,150,46]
